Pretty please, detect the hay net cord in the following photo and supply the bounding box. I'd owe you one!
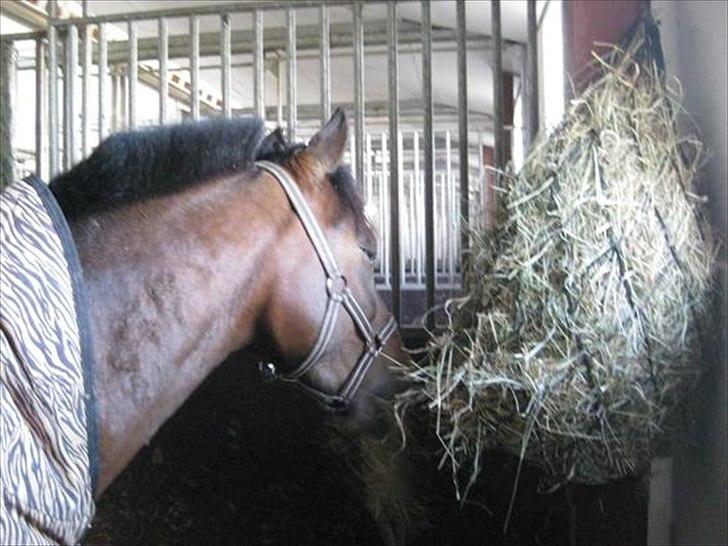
[398,19,715,497]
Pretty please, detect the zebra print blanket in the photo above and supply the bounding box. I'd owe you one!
[1,176,97,545]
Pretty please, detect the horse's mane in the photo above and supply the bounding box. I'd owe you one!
[50,117,265,220]
[50,118,370,243]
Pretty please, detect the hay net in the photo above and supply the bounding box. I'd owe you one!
[400,23,714,491]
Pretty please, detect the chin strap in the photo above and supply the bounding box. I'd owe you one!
[255,160,397,412]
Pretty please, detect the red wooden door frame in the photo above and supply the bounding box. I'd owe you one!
[563,0,650,94]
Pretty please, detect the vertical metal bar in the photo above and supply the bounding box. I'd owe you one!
[98,23,108,141]
[82,0,89,151]
[422,0,435,326]
[381,131,390,286]
[413,131,422,285]
[286,8,297,141]
[276,53,283,126]
[128,21,138,129]
[1,42,17,186]
[82,22,91,156]
[478,130,484,229]
[445,129,454,281]
[189,16,199,122]
[253,10,265,119]
[456,0,469,279]
[387,2,400,320]
[524,0,539,150]
[365,132,373,205]
[408,165,415,281]
[492,0,503,172]
[159,18,168,124]
[319,5,330,123]
[48,1,59,177]
[120,74,127,129]
[398,129,405,285]
[64,24,78,168]
[35,38,46,178]
[353,2,365,189]
[220,14,231,119]
[110,72,118,132]
[349,133,355,171]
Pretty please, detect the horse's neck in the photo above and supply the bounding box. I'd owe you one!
[72,174,280,495]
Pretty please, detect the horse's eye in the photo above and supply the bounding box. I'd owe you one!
[360,247,376,262]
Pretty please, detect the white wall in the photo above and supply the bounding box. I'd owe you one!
[651,2,727,544]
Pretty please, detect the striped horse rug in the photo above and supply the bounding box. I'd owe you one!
[1,176,97,545]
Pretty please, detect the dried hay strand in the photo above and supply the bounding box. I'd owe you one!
[399,28,715,494]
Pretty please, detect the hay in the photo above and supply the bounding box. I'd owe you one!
[400,28,714,494]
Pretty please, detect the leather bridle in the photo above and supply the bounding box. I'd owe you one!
[255,160,397,412]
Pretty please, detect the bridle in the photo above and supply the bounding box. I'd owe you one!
[255,160,397,412]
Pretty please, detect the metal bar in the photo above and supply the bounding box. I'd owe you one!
[120,74,127,129]
[276,53,283,126]
[381,131,390,285]
[319,5,330,123]
[349,132,355,171]
[445,129,453,280]
[159,18,169,124]
[398,129,405,284]
[54,1,372,27]
[456,0,469,279]
[286,8,296,141]
[524,0,539,150]
[253,10,265,119]
[1,42,17,186]
[110,72,117,132]
[478,130,484,229]
[422,0,435,326]
[221,14,231,119]
[128,21,138,129]
[365,132,373,205]
[82,0,89,149]
[413,130,422,285]
[98,23,108,141]
[48,0,59,177]
[407,160,415,279]
[35,38,46,177]
[97,23,521,70]
[82,22,91,155]
[387,2,400,321]
[64,24,78,168]
[492,0,503,172]
[0,31,47,43]
[353,2,365,188]
[189,16,199,122]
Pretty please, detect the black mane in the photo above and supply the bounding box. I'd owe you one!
[50,117,371,245]
[51,117,265,220]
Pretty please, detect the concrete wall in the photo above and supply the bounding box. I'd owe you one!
[651,2,728,544]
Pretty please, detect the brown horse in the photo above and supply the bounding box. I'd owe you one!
[49,109,419,544]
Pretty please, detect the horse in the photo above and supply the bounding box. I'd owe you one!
[1,109,420,545]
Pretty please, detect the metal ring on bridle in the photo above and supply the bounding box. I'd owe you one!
[326,275,348,302]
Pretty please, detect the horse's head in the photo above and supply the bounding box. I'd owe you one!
[250,110,420,543]
[254,109,407,421]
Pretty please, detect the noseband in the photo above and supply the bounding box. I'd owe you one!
[255,160,397,412]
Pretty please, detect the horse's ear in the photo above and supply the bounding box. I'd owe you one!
[258,127,287,158]
[306,108,348,174]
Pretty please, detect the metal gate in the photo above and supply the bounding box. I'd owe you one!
[0,0,539,328]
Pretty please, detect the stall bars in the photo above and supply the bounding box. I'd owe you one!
[0,0,539,327]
